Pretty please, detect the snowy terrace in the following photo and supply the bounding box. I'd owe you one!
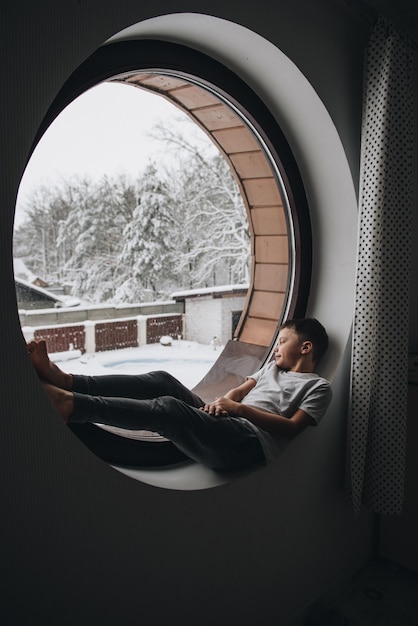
[20,285,249,386]
[50,339,222,388]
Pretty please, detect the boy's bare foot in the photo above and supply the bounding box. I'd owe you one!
[42,382,74,423]
[27,340,73,390]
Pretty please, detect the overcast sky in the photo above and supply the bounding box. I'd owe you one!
[15,81,213,224]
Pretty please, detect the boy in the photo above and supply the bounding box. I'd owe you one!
[28,318,332,471]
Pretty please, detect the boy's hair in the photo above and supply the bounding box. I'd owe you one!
[280,318,329,364]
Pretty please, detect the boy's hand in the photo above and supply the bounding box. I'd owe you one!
[201,397,240,417]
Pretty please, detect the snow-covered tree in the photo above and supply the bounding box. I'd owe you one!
[151,122,250,289]
[14,183,75,283]
[115,163,176,302]
[176,152,250,287]
[14,118,251,305]
[57,175,137,301]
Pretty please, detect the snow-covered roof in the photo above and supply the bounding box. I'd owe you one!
[171,284,248,300]
[15,277,81,308]
[13,258,38,283]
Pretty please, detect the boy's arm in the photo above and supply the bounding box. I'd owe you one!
[224,378,257,401]
[231,404,314,438]
[202,378,315,439]
[200,379,256,416]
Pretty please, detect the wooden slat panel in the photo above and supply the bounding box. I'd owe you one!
[255,235,289,263]
[134,75,188,90]
[251,207,287,235]
[122,74,154,83]
[147,316,183,344]
[212,127,260,152]
[243,178,283,206]
[34,326,86,353]
[230,151,273,178]
[239,317,278,346]
[254,263,289,292]
[170,85,220,109]
[193,104,243,130]
[248,291,285,320]
[95,319,138,352]
[111,74,294,357]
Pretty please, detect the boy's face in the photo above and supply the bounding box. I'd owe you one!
[273,327,311,372]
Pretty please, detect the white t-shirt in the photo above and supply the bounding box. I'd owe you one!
[237,361,332,462]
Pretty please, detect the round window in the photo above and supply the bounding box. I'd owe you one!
[19,40,311,467]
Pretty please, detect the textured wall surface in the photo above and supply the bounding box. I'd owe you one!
[0,2,390,625]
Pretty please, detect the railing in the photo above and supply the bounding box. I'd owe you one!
[33,325,86,353]
[20,287,246,350]
[95,319,138,352]
[147,316,183,344]
[25,314,184,354]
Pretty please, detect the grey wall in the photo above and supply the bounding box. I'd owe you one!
[410,73,418,352]
[3,1,413,624]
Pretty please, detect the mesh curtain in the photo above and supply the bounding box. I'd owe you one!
[346,16,414,516]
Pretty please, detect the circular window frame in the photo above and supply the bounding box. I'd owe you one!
[28,40,312,467]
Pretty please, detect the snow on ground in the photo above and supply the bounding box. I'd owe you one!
[52,340,223,388]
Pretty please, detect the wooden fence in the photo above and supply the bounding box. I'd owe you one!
[95,319,138,352]
[32,314,183,354]
[147,316,183,344]
[34,325,86,353]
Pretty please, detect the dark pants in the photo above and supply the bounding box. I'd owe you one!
[70,371,265,471]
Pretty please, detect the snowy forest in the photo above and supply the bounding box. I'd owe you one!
[14,125,250,305]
